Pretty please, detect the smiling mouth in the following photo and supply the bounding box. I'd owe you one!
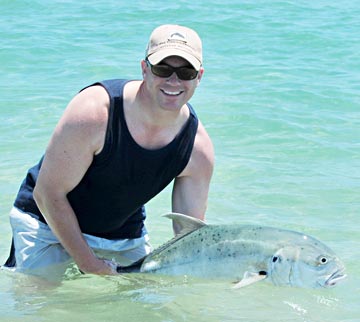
[161,89,183,96]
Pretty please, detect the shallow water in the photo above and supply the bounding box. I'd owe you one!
[1,1,359,321]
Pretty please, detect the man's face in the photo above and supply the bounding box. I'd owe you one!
[142,55,204,112]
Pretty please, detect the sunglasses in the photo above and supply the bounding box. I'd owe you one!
[145,58,199,81]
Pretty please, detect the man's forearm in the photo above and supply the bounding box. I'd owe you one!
[33,188,112,273]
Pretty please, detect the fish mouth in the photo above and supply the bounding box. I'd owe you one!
[325,269,347,287]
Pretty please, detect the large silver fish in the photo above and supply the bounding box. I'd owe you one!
[118,213,346,288]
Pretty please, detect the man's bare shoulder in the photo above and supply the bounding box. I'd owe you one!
[194,122,215,167]
[72,85,110,113]
[61,85,109,127]
[180,121,214,178]
[53,85,111,154]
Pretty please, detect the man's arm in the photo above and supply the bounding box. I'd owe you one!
[171,121,214,234]
[33,85,117,275]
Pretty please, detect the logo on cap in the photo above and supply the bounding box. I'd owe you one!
[169,32,186,42]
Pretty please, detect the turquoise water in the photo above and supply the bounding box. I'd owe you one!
[1,1,359,321]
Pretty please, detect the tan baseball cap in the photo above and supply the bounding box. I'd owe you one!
[145,24,203,71]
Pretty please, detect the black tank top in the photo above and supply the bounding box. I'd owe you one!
[14,79,199,239]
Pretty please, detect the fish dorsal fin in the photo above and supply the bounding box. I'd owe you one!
[142,213,207,261]
[162,212,207,237]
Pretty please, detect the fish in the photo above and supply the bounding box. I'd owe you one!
[117,213,346,288]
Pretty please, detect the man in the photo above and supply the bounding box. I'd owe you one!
[3,24,214,280]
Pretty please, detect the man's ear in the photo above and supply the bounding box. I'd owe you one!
[141,60,148,78]
[196,67,204,86]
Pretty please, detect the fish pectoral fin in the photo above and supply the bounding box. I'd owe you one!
[232,271,267,289]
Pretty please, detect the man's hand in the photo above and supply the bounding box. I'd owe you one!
[79,257,119,275]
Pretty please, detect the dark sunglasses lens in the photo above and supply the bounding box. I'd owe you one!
[177,68,198,80]
[151,65,173,78]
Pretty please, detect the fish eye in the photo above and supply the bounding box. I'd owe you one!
[318,256,328,265]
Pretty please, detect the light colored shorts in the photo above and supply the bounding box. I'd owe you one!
[5,207,152,281]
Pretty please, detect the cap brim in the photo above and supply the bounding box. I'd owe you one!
[147,49,201,71]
